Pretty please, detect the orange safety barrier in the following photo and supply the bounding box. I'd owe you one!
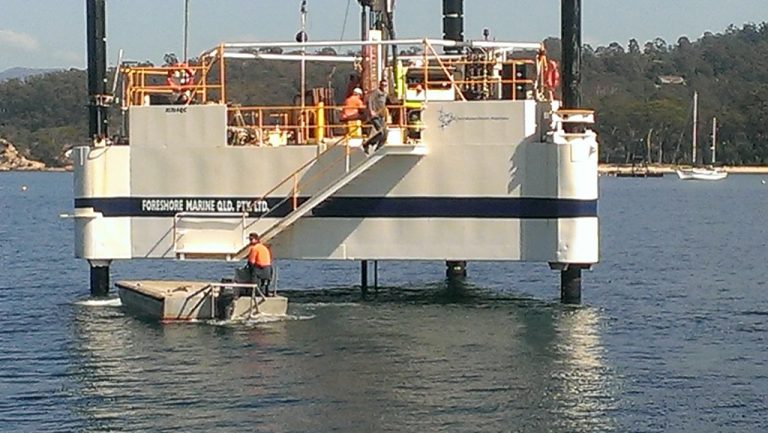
[121,47,224,107]
[225,104,418,146]
[404,57,538,101]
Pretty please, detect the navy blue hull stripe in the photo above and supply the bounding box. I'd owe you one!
[75,197,597,219]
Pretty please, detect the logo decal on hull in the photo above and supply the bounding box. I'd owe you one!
[437,107,511,129]
[438,108,457,129]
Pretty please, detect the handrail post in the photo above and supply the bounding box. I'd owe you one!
[292,174,298,210]
[241,212,246,243]
[172,214,178,252]
[258,108,264,145]
[422,39,428,102]
[345,137,351,172]
[316,102,325,143]
[219,44,226,103]
[200,59,207,103]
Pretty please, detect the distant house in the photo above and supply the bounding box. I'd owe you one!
[657,75,686,85]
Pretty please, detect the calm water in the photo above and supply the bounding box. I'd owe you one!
[1,172,766,432]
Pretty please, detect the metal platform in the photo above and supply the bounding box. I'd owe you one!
[116,280,287,321]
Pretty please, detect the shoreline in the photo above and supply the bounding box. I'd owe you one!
[0,167,72,172]
[3,164,768,174]
[599,164,768,175]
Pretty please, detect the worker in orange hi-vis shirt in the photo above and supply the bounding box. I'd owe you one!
[246,232,273,296]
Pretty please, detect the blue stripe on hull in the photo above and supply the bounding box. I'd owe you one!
[312,197,597,218]
[75,197,597,219]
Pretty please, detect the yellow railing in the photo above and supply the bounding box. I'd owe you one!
[406,45,539,101]
[232,132,359,258]
[121,64,223,107]
[226,104,421,146]
[252,132,356,213]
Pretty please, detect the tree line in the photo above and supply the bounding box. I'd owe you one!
[1,22,767,166]
[578,22,768,165]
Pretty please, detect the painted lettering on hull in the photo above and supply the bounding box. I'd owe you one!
[137,198,270,215]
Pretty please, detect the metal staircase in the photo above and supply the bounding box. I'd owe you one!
[259,144,428,245]
[175,142,427,261]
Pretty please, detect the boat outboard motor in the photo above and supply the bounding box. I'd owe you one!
[215,278,238,320]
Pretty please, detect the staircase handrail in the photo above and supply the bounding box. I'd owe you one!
[232,133,355,259]
[253,132,354,209]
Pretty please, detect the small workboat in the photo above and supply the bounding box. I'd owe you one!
[116,278,287,322]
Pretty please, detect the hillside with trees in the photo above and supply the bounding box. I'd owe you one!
[578,23,768,165]
[0,69,88,166]
[2,22,768,167]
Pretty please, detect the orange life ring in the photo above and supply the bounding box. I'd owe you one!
[544,60,560,90]
[166,64,194,91]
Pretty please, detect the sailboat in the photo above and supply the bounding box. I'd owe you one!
[676,165,727,180]
[676,92,728,180]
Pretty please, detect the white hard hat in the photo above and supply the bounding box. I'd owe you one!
[353,87,363,95]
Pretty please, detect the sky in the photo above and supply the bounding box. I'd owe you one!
[0,0,766,71]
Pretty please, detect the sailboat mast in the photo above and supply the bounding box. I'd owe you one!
[712,117,717,164]
[692,91,698,165]
[300,1,307,117]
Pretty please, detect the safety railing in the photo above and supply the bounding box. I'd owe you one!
[120,39,554,110]
[230,132,361,259]
[403,56,541,101]
[252,132,356,215]
[226,104,423,146]
[121,52,223,107]
[200,282,274,319]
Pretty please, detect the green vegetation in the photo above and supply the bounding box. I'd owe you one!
[2,23,768,166]
[0,69,87,165]
[577,22,768,165]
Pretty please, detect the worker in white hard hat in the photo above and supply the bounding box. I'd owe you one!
[341,88,365,122]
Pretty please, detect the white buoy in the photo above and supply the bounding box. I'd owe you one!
[20,185,28,192]
[761,179,766,185]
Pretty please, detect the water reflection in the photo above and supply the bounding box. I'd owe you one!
[70,283,616,433]
[548,308,617,432]
[71,301,293,432]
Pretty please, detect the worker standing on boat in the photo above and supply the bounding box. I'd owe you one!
[247,233,273,296]
[365,79,389,154]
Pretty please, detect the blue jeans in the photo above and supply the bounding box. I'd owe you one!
[368,116,387,149]
[250,265,273,294]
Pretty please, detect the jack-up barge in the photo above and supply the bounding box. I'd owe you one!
[74,0,597,318]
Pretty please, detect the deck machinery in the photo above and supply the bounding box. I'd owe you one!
[76,0,597,304]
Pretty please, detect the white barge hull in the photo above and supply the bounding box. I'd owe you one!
[74,100,598,266]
